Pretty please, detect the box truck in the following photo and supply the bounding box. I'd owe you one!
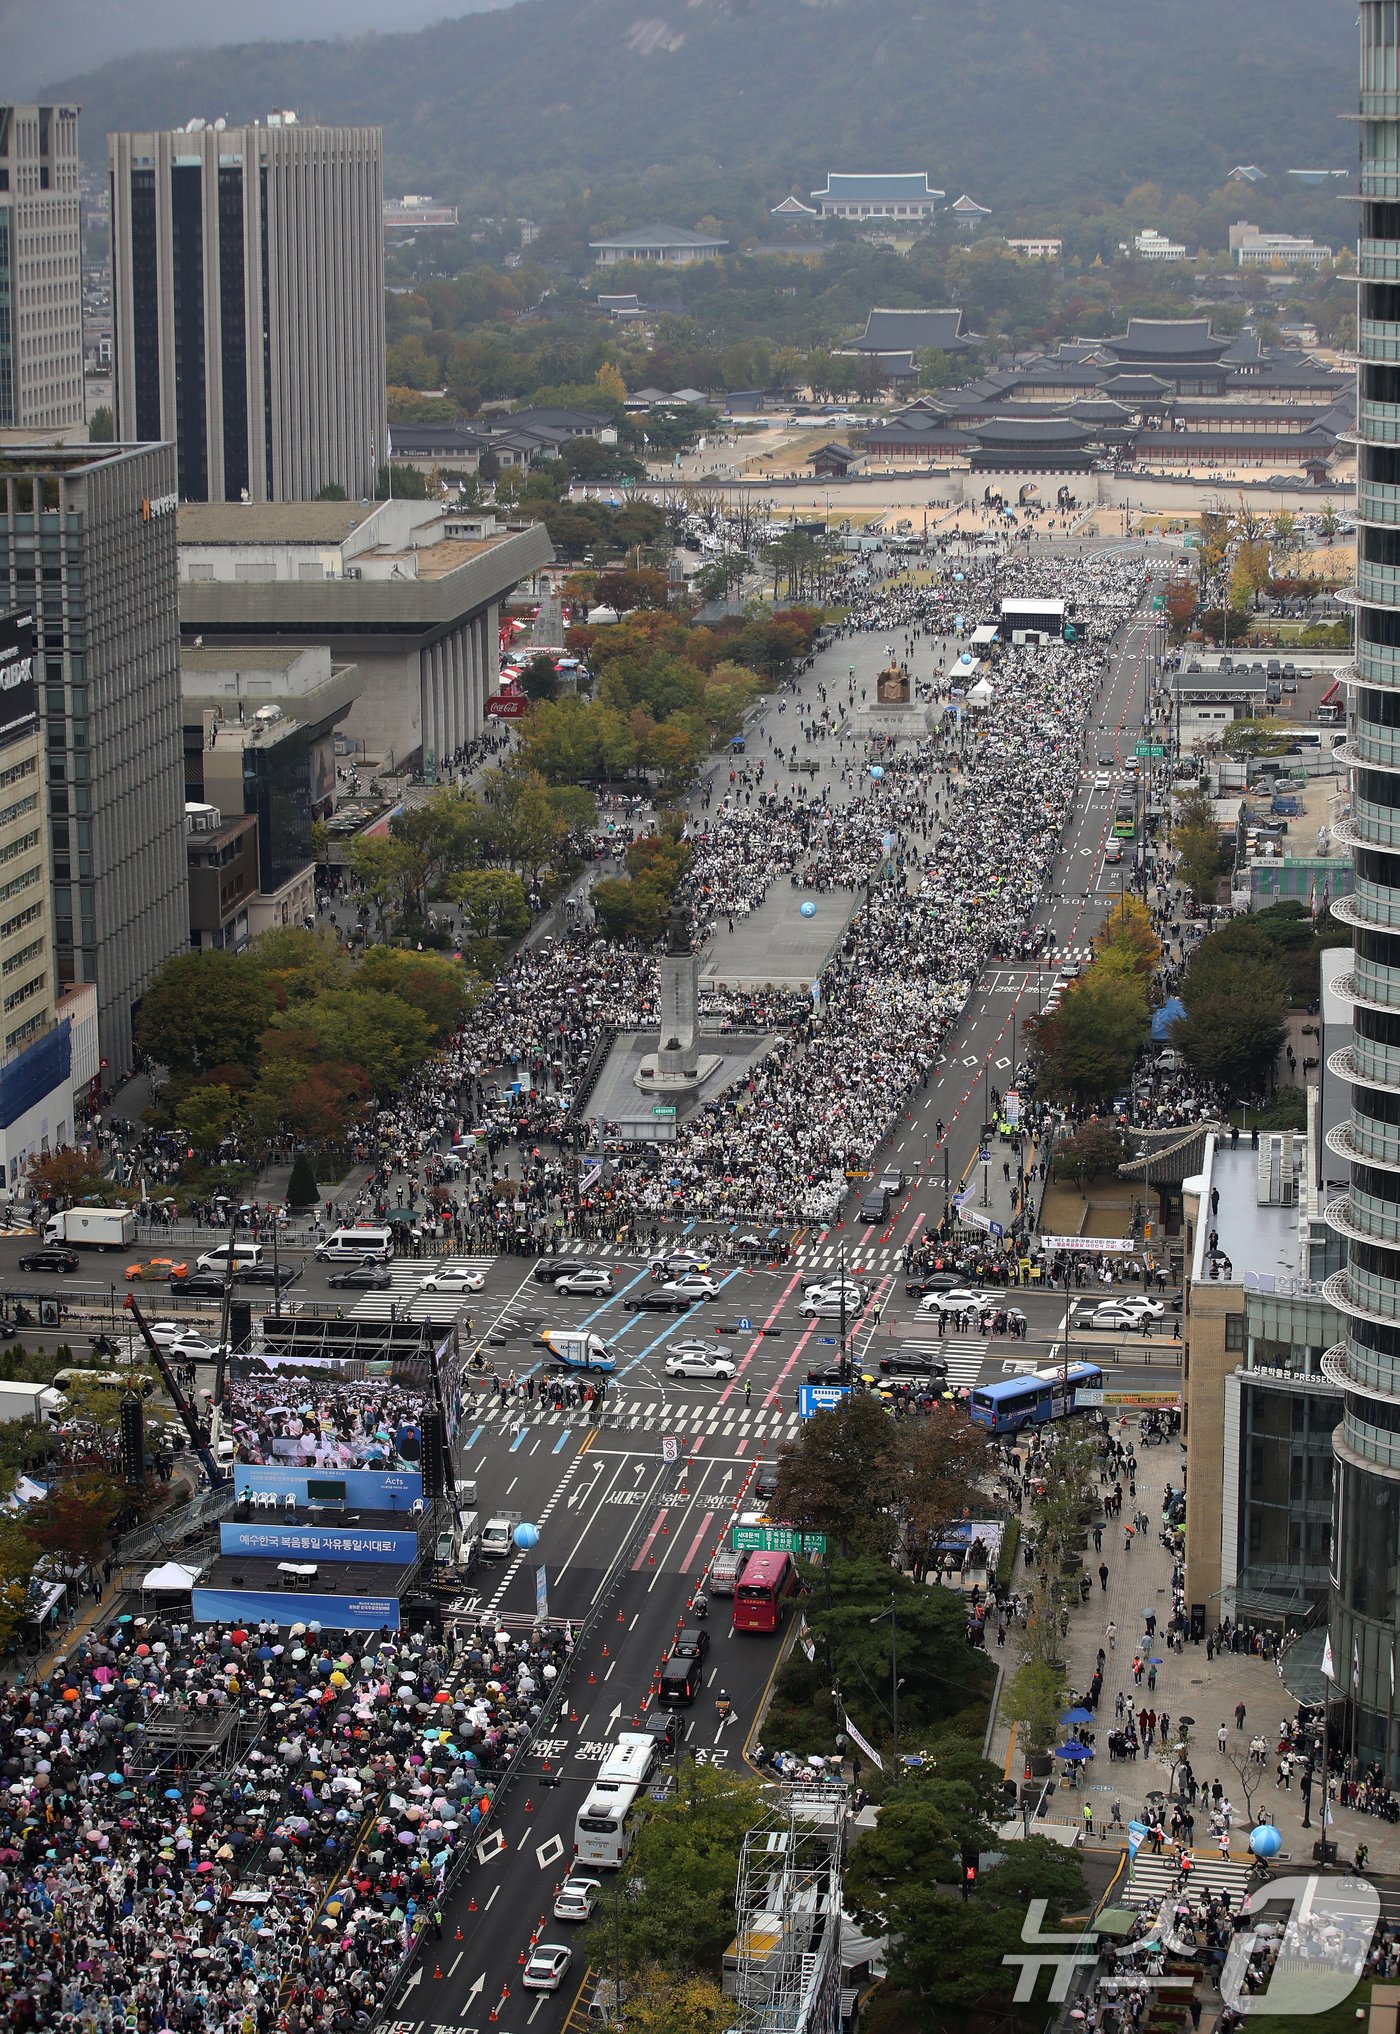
[44,1207,136,1249]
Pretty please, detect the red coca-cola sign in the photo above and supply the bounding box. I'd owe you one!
[487,692,530,720]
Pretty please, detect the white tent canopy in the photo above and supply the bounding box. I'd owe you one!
[142,1560,200,1592]
[968,675,995,706]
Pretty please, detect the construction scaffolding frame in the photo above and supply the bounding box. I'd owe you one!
[730,1785,847,2034]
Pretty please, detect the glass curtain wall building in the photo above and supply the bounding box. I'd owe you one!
[1323,0,1400,1776]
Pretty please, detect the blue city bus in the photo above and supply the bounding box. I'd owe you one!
[968,1362,1104,1434]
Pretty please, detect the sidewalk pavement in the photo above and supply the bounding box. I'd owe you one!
[991,1418,1400,1873]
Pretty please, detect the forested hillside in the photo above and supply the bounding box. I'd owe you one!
[46,0,1353,229]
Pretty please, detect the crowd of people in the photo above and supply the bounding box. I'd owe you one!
[0,1610,572,2032]
[297,545,1150,1248]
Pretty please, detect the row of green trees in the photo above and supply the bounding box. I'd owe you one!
[135,931,473,1162]
[1028,897,1160,1104]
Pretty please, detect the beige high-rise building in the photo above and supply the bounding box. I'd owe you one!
[109,116,386,503]
[0,106,84,435]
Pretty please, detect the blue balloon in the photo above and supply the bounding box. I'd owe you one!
[512,1522,540,1551]
[1248,1824,1282,1859]
[869,765,885,780]
[953,573,965,582]
[960,652,973,667]
[799,901,817,918]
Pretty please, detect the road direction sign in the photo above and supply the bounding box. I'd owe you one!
[978,1146,991,1164]
[736,1316,752,1331]
[817,1335,838,1345]
[1134,741,1164,758]
[990,1220,1004,1239]
[732,1521,829,1552]
[652,1104,677,1119]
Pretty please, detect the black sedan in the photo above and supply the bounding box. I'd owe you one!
[878,1351,949,1379]
[239,1262,298,1288]
[327,1265,391,1290]
[805,1361,850,1385]
[18,1248,79,1274]
[905,1271,963,1297]
[167,1272,229,1298]
[673,1627,710,1663]
[624,1289,691,1313]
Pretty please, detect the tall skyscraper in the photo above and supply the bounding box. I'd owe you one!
[1326,0,1400,1779]
[109,117,386,503]
[0,105,84,434]
[0,445,188,1075]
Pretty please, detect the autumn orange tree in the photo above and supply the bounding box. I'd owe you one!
[26,1145,108,1206]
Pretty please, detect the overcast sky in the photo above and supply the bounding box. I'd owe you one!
[5,0,503,96]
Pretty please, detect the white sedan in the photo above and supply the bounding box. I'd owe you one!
[660,1273,721,1300]
[419,1265,486,1292]
[665,1350,736,1380]
[1115,1294,1165,1319]
[803,1280,868,1308]
[553,1878,600,1923]
[522,1944,573,1991]
[1077,1303,1145,1330]
[919,1288,1000,1313]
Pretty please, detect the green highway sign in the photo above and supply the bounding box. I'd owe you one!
[731,1525,827,1554]
[1134,742,1164,758]
[1151,595,1165,610]
[652,1104,677,1118]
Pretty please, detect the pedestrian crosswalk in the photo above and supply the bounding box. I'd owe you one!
[1121,1850,1255,1910]
[886,1336,988,1390]
[793,1241,909,1271]
[349,1257,495,1324]
[463,1390,809,1442]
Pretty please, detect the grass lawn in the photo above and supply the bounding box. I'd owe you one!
[1234,1976,1373,2034]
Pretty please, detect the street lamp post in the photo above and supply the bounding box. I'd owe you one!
[870,1594,900,1772]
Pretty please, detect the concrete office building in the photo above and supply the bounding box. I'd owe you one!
[1181,1119,1345,1634]
[0,106,84,436]
[1315,0,1400,1779]
[0,446,188,1076]
[182,643,360,949]
[0,607,81,1184]
[109,117,386,503]
[177,499,551,769]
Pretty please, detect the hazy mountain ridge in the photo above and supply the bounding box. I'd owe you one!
[38,0,1354,222]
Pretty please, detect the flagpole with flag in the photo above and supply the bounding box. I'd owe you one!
[1352,1637,1362,1784]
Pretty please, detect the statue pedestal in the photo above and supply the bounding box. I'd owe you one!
[635,945,720,1093]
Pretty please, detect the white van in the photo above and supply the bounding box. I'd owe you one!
[314,1226,394,1264]
[195,1240,263,1274]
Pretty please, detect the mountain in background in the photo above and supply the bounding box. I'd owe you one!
[4,0,513,101]
[38,0,1355,227]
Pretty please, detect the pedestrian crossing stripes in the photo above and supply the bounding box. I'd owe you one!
[793,1241,908,1271]
[1121,1851,1255,1910]
[465,1392,803,1441]
[889,1337,988,1390]
[349,1257,494,1323]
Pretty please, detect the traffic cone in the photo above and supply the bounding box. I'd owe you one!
[542,1758,552,1772]
[601,1644,609,1658]
[524,1796,534,1813]
[488,2009,497,2024]
[469,1895,477,1912]
[433,1965,443,1981]
[569,1706,578,1722]
[617,1610,625,1623]
[455,1924,463,1941]
[588,1669,596,1684]
[519,1950,528,1965]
